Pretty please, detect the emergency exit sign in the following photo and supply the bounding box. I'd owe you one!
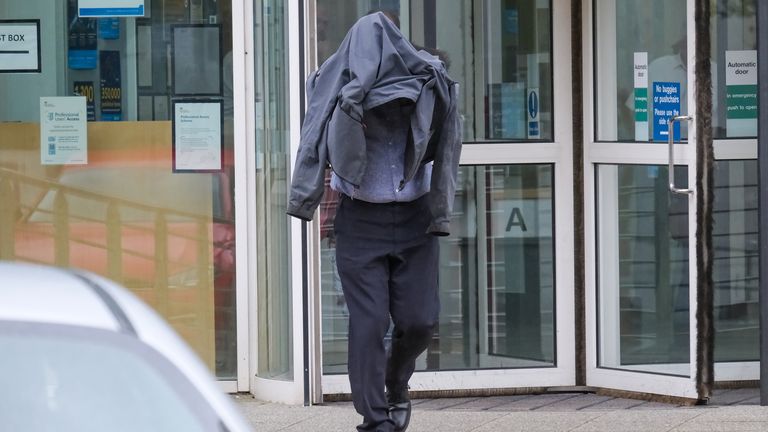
[0,20,40,73]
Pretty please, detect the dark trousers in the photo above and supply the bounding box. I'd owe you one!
[334,194,439,432]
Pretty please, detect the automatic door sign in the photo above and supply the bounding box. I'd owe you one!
[725,50,758,138]
[633,52,649,141]
[0,20,40,73]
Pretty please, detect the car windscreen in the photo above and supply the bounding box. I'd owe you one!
[0,321,224,432]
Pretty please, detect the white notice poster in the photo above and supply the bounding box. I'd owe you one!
[725,50,758,138]
[633,52,649,141]
[78,0,145,17]
[0,20,40,72]
[173,101,222,172]
[40,97,88,165]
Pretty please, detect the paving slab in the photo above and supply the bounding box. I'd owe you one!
[710,389,763,406]
[487,393,581,411]
[233,390,768,432]
[472,411,605,432]
[398,410,509,432]
[684,406,768,422]
[535,394,614,411]
[444,394,534,410]
[412,397,484,410]
[627,401,688,410]
[570,409,703,432]
[580,397,646,411]
[670,422,768,432]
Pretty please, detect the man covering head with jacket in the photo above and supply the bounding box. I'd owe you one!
[288,11,462,432]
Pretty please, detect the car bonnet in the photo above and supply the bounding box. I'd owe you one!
[0,262,123,332]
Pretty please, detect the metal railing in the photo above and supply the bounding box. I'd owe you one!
[0,167,218,367]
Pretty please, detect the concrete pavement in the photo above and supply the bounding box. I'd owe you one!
[234,388,768,431]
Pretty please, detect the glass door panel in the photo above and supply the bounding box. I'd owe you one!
[713,160,759,363]
[595,0,691,143]
[316,0,563,384]
[484,165,556,366]
[709,0,759,381]
[597,165,690,376]
[588,0,703,400]
[321,165,556,374]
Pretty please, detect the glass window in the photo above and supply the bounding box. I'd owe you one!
[0,0,237,379]
[595,0,689,142]
[314,0,553,142]
[595,0,758,142]
[596,164,690,376]
[713,160,759,362]
[321,164,556,373]
[470,0,553,141]
[253,0,293,380]
[712,0,758,139]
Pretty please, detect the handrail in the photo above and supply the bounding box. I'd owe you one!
[0,167,227,222]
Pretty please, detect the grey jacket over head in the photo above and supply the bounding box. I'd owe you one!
[287,12,462,236]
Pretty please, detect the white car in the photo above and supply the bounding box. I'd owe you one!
[0,262,251,432]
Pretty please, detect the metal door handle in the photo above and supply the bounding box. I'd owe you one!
[668,115,694,195]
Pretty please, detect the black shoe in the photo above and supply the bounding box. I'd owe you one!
[387,389,411,432]
[388,400,411,432]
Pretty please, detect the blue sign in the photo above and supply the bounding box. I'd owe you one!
[68,50,98,70]
[652,81,681,142]
[79,1,144,17]
[527,88,540,138]
[504,8,519,34]
[100,51,122,121]
[527,90,539,120]
[67,1,98,70]
[98,18,120,39]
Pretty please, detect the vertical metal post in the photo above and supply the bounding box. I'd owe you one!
[0,177,16,260]
[423,0,436,48]
[53,189,70,267]
[758,0,768,407]
[694,0,714,401]
[571,0,586,387]
[154,211,169,316]
[298,0,311,407]
[106,201,122,281]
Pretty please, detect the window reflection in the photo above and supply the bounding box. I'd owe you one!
[0,0,237,379]
[713,0,758,139]
[321,165,556,373]
[713,160,759,362]
[597,165,690,375]
[595,0,758,142]
[314,0,553,142]
[480,0,553,141]
[254,0,293,380]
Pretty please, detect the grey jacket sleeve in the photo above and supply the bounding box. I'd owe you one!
[286,72,329,221]
[286,133,329,221]
[427,82,462,236]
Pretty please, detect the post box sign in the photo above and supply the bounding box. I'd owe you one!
[0,20,41,73]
